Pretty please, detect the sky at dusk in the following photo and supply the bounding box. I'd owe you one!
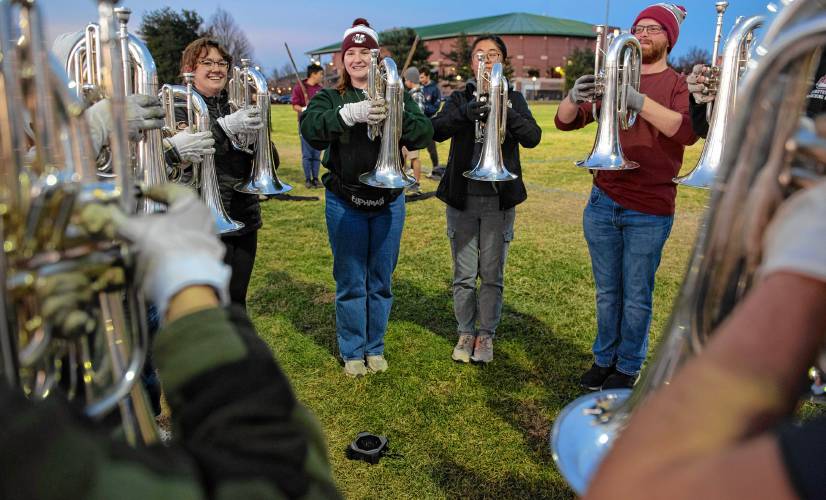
[40,0,773,75]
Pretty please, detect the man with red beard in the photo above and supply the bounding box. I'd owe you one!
[555,3,698,390]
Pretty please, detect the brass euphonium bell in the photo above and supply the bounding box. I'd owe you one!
[231,60,292,197]
[463,60,517,182]
[575,28,641,171]
[551,0,826,493]
[359,49,416,189]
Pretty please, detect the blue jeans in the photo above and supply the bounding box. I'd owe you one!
[300,131,321,181]
[583,185,673,376]
[325,190,405,361]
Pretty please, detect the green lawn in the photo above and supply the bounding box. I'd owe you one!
[253,103,708,499]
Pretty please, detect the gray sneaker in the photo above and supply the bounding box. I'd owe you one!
[366,355,388,373]
[344,360,368,377]
[452,333,475,363]
[471,334,493,363]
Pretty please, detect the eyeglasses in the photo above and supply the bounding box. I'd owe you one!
[475,50,503,61]
[198,59,229,69]
[631,24,664,35]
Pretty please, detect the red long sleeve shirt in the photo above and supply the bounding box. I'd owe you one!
[555,68,698,216]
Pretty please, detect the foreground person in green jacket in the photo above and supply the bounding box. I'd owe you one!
[0,185,340,500]
[300,18,433,378]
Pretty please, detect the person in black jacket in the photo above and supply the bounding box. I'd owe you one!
[175,38,266,310]
[432,35,541,364]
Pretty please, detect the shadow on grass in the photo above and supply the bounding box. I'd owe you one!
[250,269,592,471]
[427,455,570,500]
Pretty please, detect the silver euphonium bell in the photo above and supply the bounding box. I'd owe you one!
[674,3,763,189]
[359,49,416,189]
[160,74,245,234]
[576,27,641,170]
[463,54,517,182]
[551,0,826,493]
[230,59,292,197]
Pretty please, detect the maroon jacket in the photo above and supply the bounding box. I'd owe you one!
[555,68,698,216]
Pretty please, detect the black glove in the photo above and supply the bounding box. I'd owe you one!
[464,99,490,122]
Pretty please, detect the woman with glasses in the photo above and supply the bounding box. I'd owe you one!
[175,38,265,310]
[432,34,541,365]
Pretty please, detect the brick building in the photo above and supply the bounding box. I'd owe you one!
[307,12,597,99]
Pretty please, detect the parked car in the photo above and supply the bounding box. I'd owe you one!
[271,94,292,104]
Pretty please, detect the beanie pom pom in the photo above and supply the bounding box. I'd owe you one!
[352,18,370,27]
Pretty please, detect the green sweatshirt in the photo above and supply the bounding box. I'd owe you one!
[0,307,341,500]
[300,86,433,205]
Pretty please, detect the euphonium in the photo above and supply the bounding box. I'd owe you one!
[463,59,517,182]
[674,7,763,188]
[359,49,416,189]
[0,0,157,445]
[63,7,167,213]
[231,59,292,197]
[575,29,641,171]
[160,74,245,234]
[551,0,826,493]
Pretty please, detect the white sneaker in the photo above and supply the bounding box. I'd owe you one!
[366,355,388,373]
[452,333,475,363]
[344,360,368,377]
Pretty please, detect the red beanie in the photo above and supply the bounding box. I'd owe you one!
[633,3,687,53]
[341,18,379,54]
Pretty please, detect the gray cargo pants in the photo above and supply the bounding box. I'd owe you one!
[446,195,515,336]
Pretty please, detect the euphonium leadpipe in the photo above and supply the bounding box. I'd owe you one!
[232,60,292,197]
[463,61,517,182]
[359,49,415,189]
[160,75,245,234]
[551,0,826,493]
[575,31,641,171]
[674,11,764,189]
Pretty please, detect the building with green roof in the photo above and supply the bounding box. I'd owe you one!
[308,12,597,98]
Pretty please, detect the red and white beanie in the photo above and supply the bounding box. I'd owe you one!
[341,18,379,54]
[633,3,687,52]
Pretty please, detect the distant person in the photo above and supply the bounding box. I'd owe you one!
[403,66,425,195]
[292,64,325,188]
[419,67,443,178]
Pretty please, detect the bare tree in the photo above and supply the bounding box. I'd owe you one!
[669,46,711,75]
[202,8,253,65]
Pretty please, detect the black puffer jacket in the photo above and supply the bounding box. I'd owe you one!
[432,82,541,211]
[175,90,262,236]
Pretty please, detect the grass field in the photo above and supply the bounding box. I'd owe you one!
[252,102,708,499]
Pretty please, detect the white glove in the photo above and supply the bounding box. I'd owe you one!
[760,179,826,282]
[338,98,387,127]
[105,184,230,321]
[166,131,215,164]
[687,64,716,104]
[85,94,166,154]
[217,107,263,137]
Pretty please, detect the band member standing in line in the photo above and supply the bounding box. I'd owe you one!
[555,4,698,389]
[432,35,541,364]
[419,68,443,178]
[178,38,265,310]
[292,64,325,188]
[300,19,433,377]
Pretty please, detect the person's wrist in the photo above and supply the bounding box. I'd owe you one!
[166,285,221,323]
